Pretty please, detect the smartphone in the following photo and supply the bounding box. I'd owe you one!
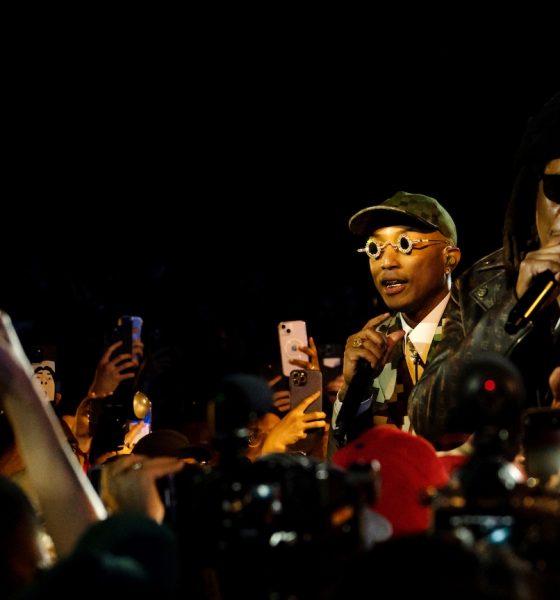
[29,345,57,403]
[289,369,323,413]
[522,407,560,484]
[278,320,308,377]
[289,369,324,454]
[108,315,143,364]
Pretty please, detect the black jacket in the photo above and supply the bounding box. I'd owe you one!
[409,248,560,446]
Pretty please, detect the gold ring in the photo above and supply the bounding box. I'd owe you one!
[131,462,143,471]
[352,337,364,348]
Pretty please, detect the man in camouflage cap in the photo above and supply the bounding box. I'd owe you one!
[332,191,462,447]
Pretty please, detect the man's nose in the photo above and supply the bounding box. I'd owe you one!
[381,244,401,267]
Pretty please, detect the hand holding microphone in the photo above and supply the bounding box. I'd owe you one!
[505,270,559,334]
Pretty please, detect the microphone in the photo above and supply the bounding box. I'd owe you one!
[333,359,375,445]
[505,270,558,334]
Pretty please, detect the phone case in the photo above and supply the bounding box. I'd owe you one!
[278,320,309,377]
[289,369,323,413]
[289,369,324,455]
[29,345,57,402]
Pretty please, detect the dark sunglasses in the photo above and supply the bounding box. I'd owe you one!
[542,174,560,204]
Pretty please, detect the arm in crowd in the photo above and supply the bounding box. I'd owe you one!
[0,311,107,556]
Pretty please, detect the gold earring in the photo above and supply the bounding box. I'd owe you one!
[447,256,456,266]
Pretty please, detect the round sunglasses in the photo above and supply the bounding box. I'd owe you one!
[357,233,450,260]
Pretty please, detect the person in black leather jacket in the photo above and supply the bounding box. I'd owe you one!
[409,92,560,448]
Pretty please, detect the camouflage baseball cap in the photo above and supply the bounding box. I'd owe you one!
[349,191,457,245]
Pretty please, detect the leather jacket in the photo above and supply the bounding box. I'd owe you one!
[409,248,560,447]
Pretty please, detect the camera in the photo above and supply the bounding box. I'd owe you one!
[162,453,377,597]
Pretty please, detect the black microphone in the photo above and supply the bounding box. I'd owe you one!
[333,359,375,445]
[505,270,558,334]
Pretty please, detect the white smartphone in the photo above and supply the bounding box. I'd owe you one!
[278,320,309,377]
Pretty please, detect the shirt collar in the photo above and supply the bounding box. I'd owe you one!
[400,293,450,364]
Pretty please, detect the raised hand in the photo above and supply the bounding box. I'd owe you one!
[289,336,321,370]
[261,392,326,454]
[100,454,184,523]
[342,313,405,387]
[87,340,144,397]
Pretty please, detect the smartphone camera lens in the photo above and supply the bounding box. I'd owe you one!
[291,371,307,386]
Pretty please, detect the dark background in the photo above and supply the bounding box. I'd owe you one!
[4,33,558,413]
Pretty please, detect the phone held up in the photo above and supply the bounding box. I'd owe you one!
[108,315,143,358]
[29,345,57,403]
[278,320,308,377]
[289,368,324,455]
[289,369,323,414]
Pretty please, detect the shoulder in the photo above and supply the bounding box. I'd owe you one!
[456,249,510,309]
[458,249,505,282]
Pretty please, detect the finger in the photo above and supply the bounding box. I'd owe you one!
[114,359,138,371]
[289,358,312,368]
[126,421,145,437]
[348,344,386,370]
[308,337,320,370]
[303,411,327,421]
[118,372,137,381]
[303,419,327,430]
[268,374,283,388]
[363,312,391,331]
[297,391,321,410]
[295,346,314,358]
[132,340,144,355]
[309,336,318,353]
[144,459,185,479]
[112,354,135,366]
[102,341,124,362]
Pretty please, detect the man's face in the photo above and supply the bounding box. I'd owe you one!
[536,158,560,247]
[367,226,453,325]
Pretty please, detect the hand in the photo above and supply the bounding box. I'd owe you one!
[515,242,560,299]
[308,423,330,460]
[289,336,321,370]
[272,389,291,413]
[261,392,326,454]
[266,374,291,413]
[342,313,405,388]
[100,454,184,524]
[88,340,144,397]
[121,422,147,453]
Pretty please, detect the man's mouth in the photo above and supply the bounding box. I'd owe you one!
[382,278,407,288]
[381,279,408,295]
